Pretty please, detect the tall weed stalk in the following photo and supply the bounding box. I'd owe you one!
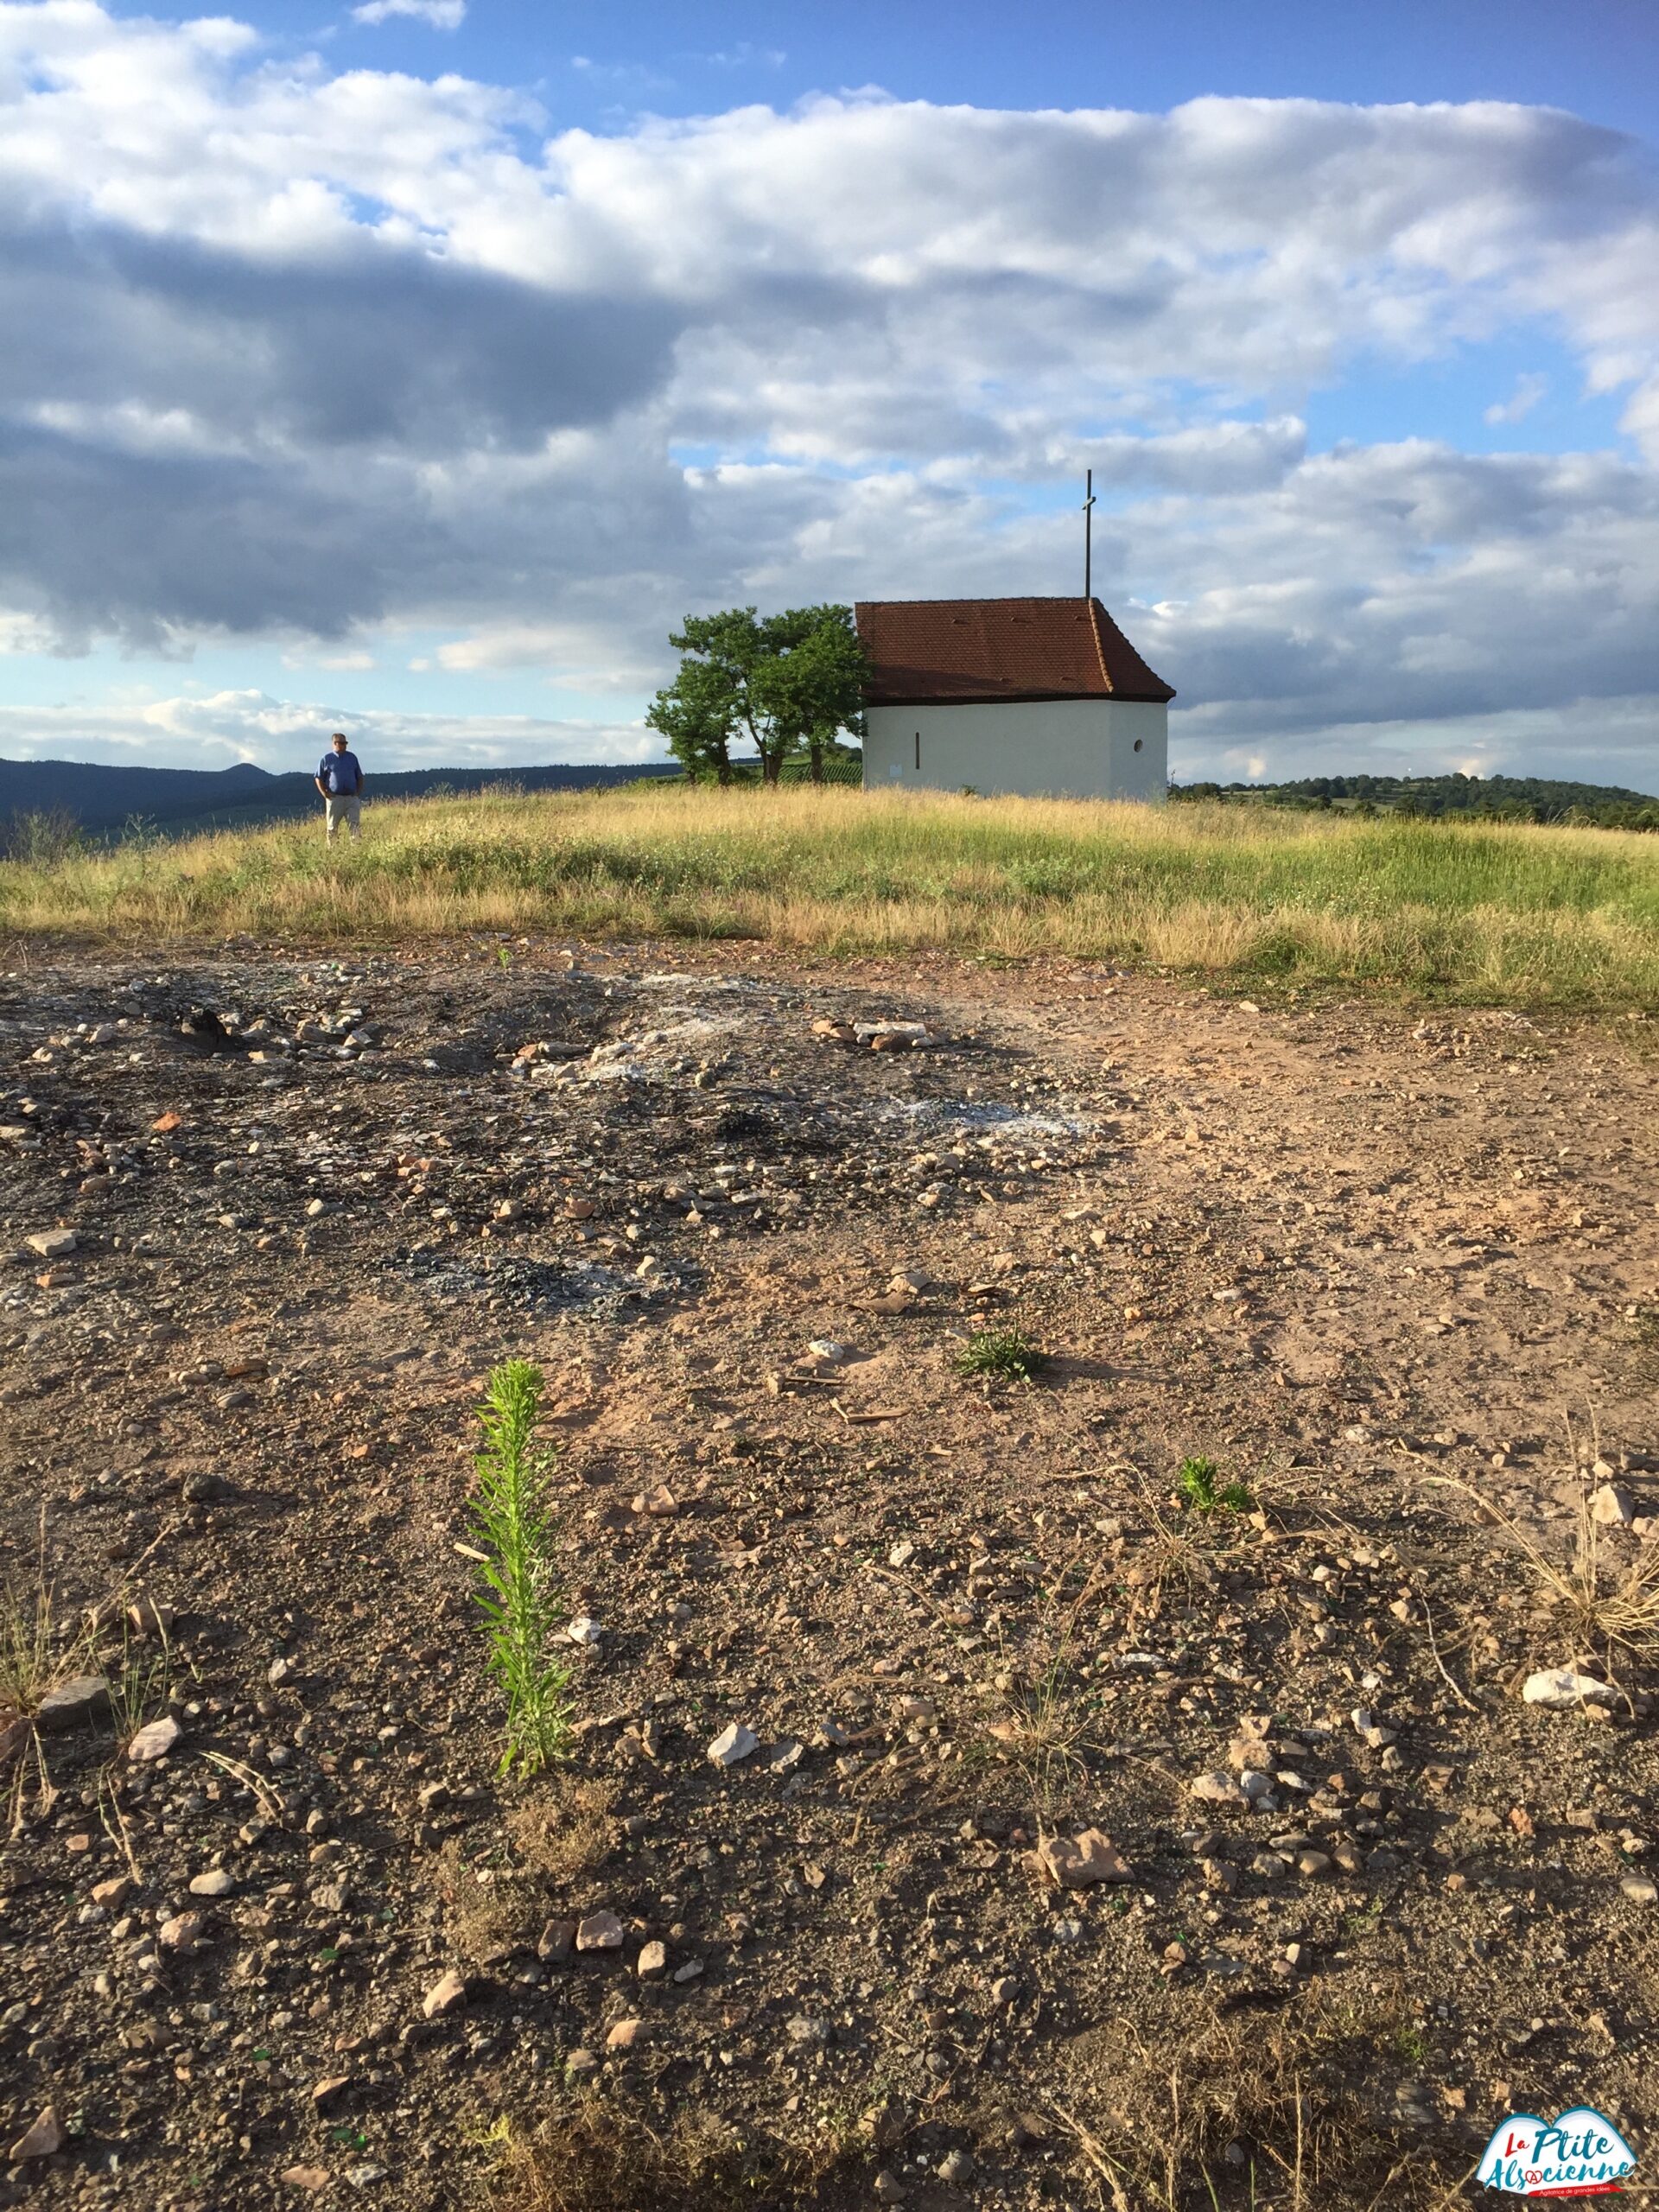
[473,1361,572,1777]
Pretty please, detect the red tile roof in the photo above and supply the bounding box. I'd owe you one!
[855,597,1174,708]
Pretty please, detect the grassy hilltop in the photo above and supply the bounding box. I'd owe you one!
[3,782,1656,1007]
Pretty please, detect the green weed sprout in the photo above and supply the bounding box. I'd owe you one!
[1177,1455,1253,1516]
[952,1328,1047,1384]
[472,1360,572,1777]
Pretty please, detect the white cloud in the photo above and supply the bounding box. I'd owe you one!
[281,647,377,671]
[1484,371,1549,425]
[352,0,466,29]
[0,6,1658,779]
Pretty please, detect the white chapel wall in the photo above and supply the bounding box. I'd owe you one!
[861,699,1167,802]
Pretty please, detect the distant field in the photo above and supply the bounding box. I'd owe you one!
[3,784,1657,1006]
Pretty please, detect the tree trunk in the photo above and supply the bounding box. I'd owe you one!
[760,747,784,786]
[806,736,825,785]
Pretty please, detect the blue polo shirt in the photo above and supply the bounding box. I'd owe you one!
[318,750,362,796]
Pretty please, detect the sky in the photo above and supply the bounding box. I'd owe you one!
[1,0,1658,790]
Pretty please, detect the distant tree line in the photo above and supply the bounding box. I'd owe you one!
[1170,770,1659,830]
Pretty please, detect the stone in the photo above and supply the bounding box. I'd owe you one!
[1350,1707,1399,1749]
[566,2047,599,2077]
[672,1958,705,1984]
[126,1596,174,1639]
[160,1911,206,1949]
[938,2148,974,2184]
[128,1714,183,1763]
[576,1910,625,1953]
[91,1876,133,1909]
[1296,1850,1332,1878]
[605,2017,644,2050]
[637,1940,668,1979]
[787,2014,832,2047]
[281,2168,333,2192]
[1620,1873,1657,1905]
[35,1675,112,1734]
[1189,1770,1249,1808]
[806,1338,849,1363]
[990,1974,1020,2004]
[422,1969,467,2018]
[9,2107,64,2161]
[873,2171,907,2202]
[537,1918,576,1964]
[1590,1484,1637,1528]
[708,1721,759,1767]
[1036,1828,1133,1886]
[1522,1669,1617,1712]
[189,1867,236,1897]
[567,1616,603,1645]
[311,2074,352,2106]
[26,1229,77,1259]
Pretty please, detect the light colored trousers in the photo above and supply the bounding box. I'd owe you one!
[325,796,362,842]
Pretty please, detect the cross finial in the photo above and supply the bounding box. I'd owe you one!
[1083,468,1096,601]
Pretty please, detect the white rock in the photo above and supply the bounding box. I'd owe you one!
[1590,1483,1636,1528]
[807,1338,849,1363]
[422,1969,467,2018]
[566,1616,603,1645]
[1189,1771,1250,1808]
[127,1714,182,1764]
[1522,1669,1617,1711]
[708,1721,759,1767]
[575,1910,624,1952]
[8,2107,64,2161]
[25,1229,77,1259]
[188,1868,236,1898]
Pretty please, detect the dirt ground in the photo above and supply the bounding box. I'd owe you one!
[2,939,1656,2212]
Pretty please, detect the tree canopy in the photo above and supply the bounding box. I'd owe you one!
[645,605,868,784]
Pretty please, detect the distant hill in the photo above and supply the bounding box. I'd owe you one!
[1171,770,1658,827]
[0,756,679,844]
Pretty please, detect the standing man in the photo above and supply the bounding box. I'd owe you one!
[315,732,365,843]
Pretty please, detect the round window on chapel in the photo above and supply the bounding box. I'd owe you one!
[1133,738,1144,752]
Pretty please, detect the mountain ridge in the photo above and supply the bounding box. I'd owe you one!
[0,755,677,835]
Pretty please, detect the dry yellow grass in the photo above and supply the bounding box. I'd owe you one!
[3,783,1656,1005]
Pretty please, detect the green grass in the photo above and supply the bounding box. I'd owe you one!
[953,1327,1048,1384]
[471,1362,573,1778]
[3,782,1656,1006]
[1176,1456,1253,1516]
